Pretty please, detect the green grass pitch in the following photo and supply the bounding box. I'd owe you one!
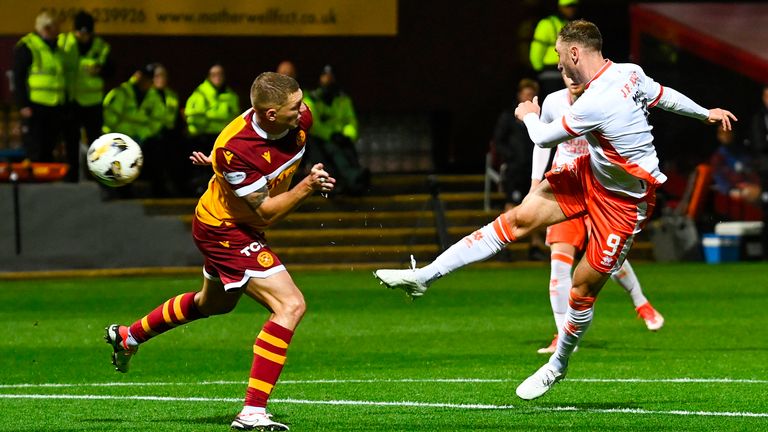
[1,263,766,431]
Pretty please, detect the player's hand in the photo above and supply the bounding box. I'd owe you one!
[189,151,212,166]
[514,96,541,121]
[706,108,737,131]
[309,163,336,194]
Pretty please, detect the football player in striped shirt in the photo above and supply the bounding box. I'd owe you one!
[106,72,334,431]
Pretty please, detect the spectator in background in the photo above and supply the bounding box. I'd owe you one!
[102,65,166,196]
[304,65,369,195]
[493,78,539,207]
[276,60,297,80]
[750,85,768,257]
[152,63,179,135]
[529,0,579,97]
[151,63,184,196]
[12,11,68,167]
[59,10,113,182]
[493,78,547,260]
[710,127,761,203]
[185,63,240,194]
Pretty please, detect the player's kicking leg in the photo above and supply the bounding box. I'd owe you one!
[104,277,235,372]
[611,260,664,331]
[517,258,609,400]
[375,180,567,298]
[230,271,305,431]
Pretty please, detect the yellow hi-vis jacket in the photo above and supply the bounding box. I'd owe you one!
[17,33,66,106]
[529,15,566,72]
[58,32,110,107]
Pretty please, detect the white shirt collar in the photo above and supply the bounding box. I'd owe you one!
[251,112,289,140]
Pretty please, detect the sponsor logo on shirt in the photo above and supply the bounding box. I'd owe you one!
[223,150,234,164]
[224,171,246,185]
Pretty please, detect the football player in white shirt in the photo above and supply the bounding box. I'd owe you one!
[531,71,664,356]
[375,20,736,400]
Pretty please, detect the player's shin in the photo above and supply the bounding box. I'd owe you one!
[548,290,595,372]
[244,320,294,409]
[610,260,648,307]
[416,215,516,283]
[127,292,206,345]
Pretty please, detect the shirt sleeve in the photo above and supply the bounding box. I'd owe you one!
[529,94,556,177]
[522,113,574,149]
[640,67,709,120]
[524,95,602,149]
[539,93,557,124]
[653,86,710,120]
[214,147,266,197]
[531,145,552,180]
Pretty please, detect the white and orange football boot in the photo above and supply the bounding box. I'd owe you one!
[636,302,664,331]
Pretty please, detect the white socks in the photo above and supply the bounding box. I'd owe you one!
[549,252,573,331]
[240,406,266,415]
[126,329,139,348]
[549,291,595,372]
[610,260,648,308]
[415,216,514,284]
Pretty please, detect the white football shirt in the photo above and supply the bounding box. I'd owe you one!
[531,88,590,181]
[523,60,710,198]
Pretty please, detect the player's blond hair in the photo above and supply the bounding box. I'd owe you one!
[559,19,602,52]
[250,72,300,111]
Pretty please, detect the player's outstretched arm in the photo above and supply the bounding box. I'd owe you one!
[244,163,335,227]
[705,108,738,131]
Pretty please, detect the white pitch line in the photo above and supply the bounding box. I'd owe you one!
[1,377,767,389]
[1,394,767,418]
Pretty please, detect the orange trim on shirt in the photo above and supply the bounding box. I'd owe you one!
[592,131,661,186]
[648,85,664,108]
[562,116,578,137]
[585,60,613,89]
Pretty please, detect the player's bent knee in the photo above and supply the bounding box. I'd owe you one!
[284,296,306,321]
[506,208,533,238]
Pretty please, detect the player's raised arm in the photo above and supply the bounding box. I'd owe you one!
[640,69,737,130]
[242,163,335,227]
[654,85,737,130]
[516,96,575,148]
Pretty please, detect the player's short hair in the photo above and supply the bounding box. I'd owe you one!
[559,19,602,52]
[250,72,300,111]
[518,78,540,94]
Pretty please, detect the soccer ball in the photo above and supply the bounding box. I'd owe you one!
[87,133,143,187]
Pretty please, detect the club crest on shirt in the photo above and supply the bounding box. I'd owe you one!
[296,130,306,147]
[257,251,274,267]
